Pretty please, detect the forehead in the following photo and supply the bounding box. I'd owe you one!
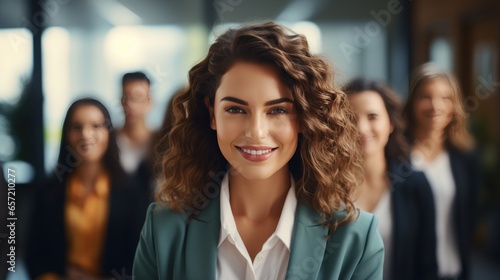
[216,61,292,101]
[349,91,386,110]
[70,105,105,122]
[417,77,453,95]
[123,80,149,93]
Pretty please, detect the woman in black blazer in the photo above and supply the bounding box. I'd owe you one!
[27,98,149,279]
[403,63,482,280]
[344,79,437,280]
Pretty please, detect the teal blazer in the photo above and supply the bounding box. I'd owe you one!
[133,197,384,279]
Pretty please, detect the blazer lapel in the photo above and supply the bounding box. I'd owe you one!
[185,196,221,280]
[388,161,402,278]
[286,202,328,279]
[448,147,466,206]
[447,147,467,247]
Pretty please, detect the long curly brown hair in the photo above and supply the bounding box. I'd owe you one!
[156,22,363,233]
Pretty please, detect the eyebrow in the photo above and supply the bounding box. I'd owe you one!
[220,96,294,106]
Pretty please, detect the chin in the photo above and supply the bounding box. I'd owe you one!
[362,145,377,156]
[230,166,279,181]
[424,123,447,132]
[81,156,103,164]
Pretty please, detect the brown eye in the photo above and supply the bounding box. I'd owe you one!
[368,113,378,120]
[225,107,245,114]
[71,124,82,131]
[268,107,287,115]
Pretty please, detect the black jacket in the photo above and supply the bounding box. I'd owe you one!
[387,160,438,280]
[26,175,149,279]
[447,146,482,280]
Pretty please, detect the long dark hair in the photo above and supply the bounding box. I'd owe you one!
[343,78,410,162]
[54,98,126,184]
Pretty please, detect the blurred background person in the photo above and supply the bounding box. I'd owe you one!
[155,86,186,147]
[145,86,187,189]
[26,98,148,279]
[118,71,157,197]
[118,72,153,177]
[150,86,188,177]
[1,0,498,279]
[403,63,483,280]
[343,79,436,279]
[344,78,437,280]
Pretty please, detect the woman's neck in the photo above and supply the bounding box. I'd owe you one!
[412,127,446,161]
[363,151,387,189]
[73,161,104,190]
[228,166,291,223]
[121,122,151,145]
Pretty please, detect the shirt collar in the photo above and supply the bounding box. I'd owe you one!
[274,177,297,250]
[218,173,297,250]
[218,173,235,247]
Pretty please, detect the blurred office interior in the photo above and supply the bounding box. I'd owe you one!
[0,0,499,279]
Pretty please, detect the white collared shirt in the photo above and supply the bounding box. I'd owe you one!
[412,151,462,277]
[116,133,147,174]
[217,173,297,280]
[370,190,393,280]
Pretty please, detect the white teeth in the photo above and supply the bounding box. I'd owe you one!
[241,148,272,155]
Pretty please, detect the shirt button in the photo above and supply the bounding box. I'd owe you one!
[257,255,263,261]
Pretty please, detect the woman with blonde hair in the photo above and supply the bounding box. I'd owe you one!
[403,63,482,280]
[133,22,384,279]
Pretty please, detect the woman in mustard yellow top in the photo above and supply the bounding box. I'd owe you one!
[27,98,149,279]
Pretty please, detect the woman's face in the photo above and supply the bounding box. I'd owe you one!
[348,91,393,158]
[67,105,109,164]
[413,77,454,132]
[209,61,299,181]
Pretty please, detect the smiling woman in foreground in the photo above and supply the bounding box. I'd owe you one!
[133,22,384,280]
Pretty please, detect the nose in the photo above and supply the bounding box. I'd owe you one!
[81,126,94,140]
[245,113,268,140]
[430,97,443,111]
[357,117,370,136]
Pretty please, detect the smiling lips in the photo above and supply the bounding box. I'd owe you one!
[79,142,95,151]
[423,111,445,118]
[236,146,277,162]
[360,136,373,145]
